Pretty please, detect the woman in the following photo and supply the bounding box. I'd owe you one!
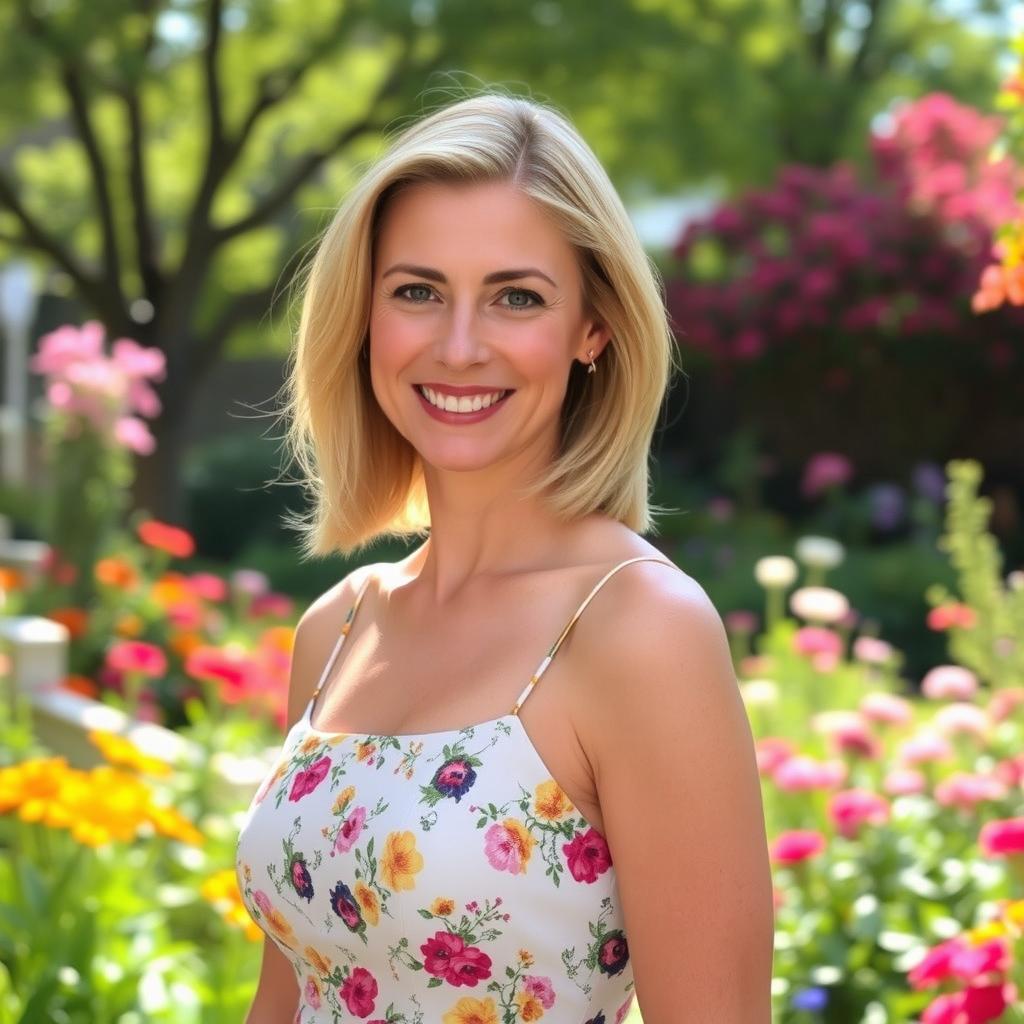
[236,90,774,1024]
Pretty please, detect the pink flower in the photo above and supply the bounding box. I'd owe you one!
[188,572,229,602]
[773,754,848,792]
[334,806,367,854]
[562,828,613,883]
[921,665,979,701]
[185,645,254,702]
[980,817,1024,857]
[859,692,913,727]
[29,321,105,375]
[419,931,492,987]
[909,936,969,989]
[252,890,272,915]
[852,636,895,664]
[755,737,796,776]
[935,772,1008,812]
[988,687,1024,724]
[522,975,555,1008]
[105,640,167,678]
[289,756,332,802]
[339,966,378,1017]
[827,788,890,839]
[248,592,295,619]
[614,993,635,1024]
[883,768,926,796]
[113,416,156,455]
[811,710,882,760]
[304,976,322,1009]
[933,703,990,742]
[483,822,533,875]
[920,981,1017,1024]
[793,626,843,657]
[231,568,270,597]
[770,829,826,865]
[801,452,853,499]
[898,731,953,766]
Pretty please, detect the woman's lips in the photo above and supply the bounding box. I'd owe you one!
[412,385,513,424]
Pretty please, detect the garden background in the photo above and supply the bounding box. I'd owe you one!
[0,1,1023,1022]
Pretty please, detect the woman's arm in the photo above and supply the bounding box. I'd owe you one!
[584,565,775,1023]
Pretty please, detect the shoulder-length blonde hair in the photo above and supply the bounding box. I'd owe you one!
[279,90,682,561]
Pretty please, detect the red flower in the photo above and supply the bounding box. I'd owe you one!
[927,603,977,631]
[562,828,613,883]
[770,829,827,865]
[137,519,195,558]
[339,966,378,1017]
[105,640,167,678]
[980,817,1024,857]
[419,931,492,987]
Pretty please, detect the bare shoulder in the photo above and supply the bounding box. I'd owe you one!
[573,557,775,1018]
[284,562,380,730]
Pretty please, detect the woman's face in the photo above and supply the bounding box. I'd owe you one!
[368,179,607,474]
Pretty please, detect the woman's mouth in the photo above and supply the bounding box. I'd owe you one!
[413,384,514,424]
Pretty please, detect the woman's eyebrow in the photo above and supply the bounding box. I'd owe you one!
[382,263,557,288]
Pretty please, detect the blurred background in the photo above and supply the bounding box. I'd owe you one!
[0,2,1023,1022]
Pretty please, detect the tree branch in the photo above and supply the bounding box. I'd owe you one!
[0,167,122,321]
[849,0,885,82]
[204,0,226,161]
[19,7,125,308]
[211,46,416,247]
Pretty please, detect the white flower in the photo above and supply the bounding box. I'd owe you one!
[795,535,845,570]
[739,679,779,707]
[754,555,798,589]
[789,586,850,625]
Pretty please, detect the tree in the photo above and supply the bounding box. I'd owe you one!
[0,0,1012,521]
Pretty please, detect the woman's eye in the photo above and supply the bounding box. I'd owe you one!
[497,287,543,311]
[393,283,435,303]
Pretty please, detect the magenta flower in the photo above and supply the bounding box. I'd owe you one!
[334,806,367,854]
[289,756,332,802]
[522,975,555,1008]
[770,829,827,865]
[827,788,890,839]
[105,640,167,678]
[339,966,378,1017]
[562,828,612,883]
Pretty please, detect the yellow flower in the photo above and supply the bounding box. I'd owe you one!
[430,897,456,917]
[966,920,1006,943]
[517,948,534,967]
[500,818,535,873]
[333,786,356,814]
[442,995,500,1024]
[264,906,297,949]
[380,830,424,891]
[534,779,574,821]
[514,991,545,1021]
[355,741,376,762]
[88,730,173,776]
[304,946,333,975]
[299,736,321,755]
[114,613,144,638]
[201,869,262,941]
[354,881,380,926]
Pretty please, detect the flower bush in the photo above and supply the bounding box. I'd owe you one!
[665,94,1024,474]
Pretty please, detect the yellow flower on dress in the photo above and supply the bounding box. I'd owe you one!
[354,880,380,925]
[356,741,376,763]
[430,896,456,917]
[264,906,297,949]
[333,785,356,814]
[381,830,424,891]
[304,946,333,975]
[441,995,500,1024]
[517,948,534,967]
[534,779,574,820]
[299,736,321,754]
[514,991,545,1021]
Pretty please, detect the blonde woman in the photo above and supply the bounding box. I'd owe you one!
[235,90,774,1024]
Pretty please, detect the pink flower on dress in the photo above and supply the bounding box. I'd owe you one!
[420,930,493,986]
[615,993,635,1023]
[253,890,272,914]
[484,819,534,874]
[562,828,612,883]
[334,805,367,854]
[339,966,378,1017]
[522,975,555,1008]
[304,976,322,1009]
[289,756,332,802]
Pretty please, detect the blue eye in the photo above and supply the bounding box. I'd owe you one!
[390,283,544,311]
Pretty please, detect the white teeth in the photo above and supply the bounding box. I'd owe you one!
[419,386,507,413]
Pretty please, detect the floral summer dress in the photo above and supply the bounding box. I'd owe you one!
[235,555,677,1024]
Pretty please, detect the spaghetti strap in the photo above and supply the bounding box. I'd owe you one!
[509,555,679,715]
[308,569,375,719]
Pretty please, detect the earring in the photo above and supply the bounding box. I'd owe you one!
[587,348,597,374]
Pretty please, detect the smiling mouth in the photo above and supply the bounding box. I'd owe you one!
[414,384,514,413]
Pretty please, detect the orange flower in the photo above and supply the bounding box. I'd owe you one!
[354,880,380,926]
[513,991,545,1021]
[114,613,144,638]
[0,567,23,592]
[137,519,196,559]
[927,603,977,631]
[94,557,139,590]
[534,779,574,821]
[304,946,333,975]
[430,897,456,917]
[46,607,89,638]
[63,674,98,699]
[167,630,204,658]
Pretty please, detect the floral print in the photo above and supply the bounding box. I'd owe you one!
[236,700,637,1022]
[234,559,680,1022]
